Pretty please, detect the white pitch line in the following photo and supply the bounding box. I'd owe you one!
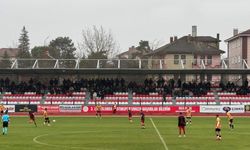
[33,131,104,150]
[150,118,169,150]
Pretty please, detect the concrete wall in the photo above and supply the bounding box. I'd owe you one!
[163,54,193,69]
[247,37,250,65]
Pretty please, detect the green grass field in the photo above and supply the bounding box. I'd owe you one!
[1,116,250,150]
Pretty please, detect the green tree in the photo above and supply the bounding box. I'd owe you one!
[17,26,32,68]
[31,46,50,58]
[49,37,76,68]
[17,26,31,58]
[0,51,12,68]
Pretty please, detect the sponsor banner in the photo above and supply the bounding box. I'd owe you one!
[171,106,200,113]
[59,105,82,112]
[200,105,245,113]
[3,105,15,113]
[38,105,59,113]
[15,105,37,112]
[82,106,200,113]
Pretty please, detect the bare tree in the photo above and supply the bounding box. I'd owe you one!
[80,25,119,59]
[150,39,164,51]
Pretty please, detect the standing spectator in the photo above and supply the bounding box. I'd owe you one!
[177,78,182,88]
[178,112,186,137]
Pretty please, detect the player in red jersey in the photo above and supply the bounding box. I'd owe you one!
[140,110,145,129]
[128,108,133,123]
[178,112,186,137]
[29,111,37,127]
[112,103,117,114]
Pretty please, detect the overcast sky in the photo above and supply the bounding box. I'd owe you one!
[1,0,250,55]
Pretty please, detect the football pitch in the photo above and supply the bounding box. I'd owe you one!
[1,116,250,150]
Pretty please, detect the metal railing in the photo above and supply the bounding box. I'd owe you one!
[0,58,249,70]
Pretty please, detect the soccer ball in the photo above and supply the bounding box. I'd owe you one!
[53,120,56,123]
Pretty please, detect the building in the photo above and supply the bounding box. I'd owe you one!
[0,48,19,59]
[225,28,250,82]
[117,40,152,59]
[145,26,225,82]
[225,29,250,68]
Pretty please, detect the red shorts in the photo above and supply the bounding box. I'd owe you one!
[179,126,185,130]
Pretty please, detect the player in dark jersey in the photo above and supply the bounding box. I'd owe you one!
[128,108,133,123]
[178,112,186,137]
[140,110,145,129]
[29,111,37,127]
[112,103,117,114]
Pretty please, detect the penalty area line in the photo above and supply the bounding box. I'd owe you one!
[150,118,169,150]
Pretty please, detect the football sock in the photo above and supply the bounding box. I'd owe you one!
[4,128,7,134]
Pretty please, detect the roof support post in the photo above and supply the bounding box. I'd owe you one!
[75,58,80,69]
[201,60,206,69]
[97,60,100,69]
[160,59,163,69]
[54,59,59,69]
[180,59,184,69]
[11,59,17,69]
[118,59,120,69]
[32,59,38,69]
[243,59,249,69]
[222,60,228,69]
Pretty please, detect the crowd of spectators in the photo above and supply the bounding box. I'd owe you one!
[0,77,249,97]
[219,80,250,95]
[131,78,211,97]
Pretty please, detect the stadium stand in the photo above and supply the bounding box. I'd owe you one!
[1,78,250,106]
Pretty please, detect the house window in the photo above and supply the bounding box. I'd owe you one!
[207,55,212,65]
[200,55,205,64]
[181,55,186,64]
[174,55,179,64]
